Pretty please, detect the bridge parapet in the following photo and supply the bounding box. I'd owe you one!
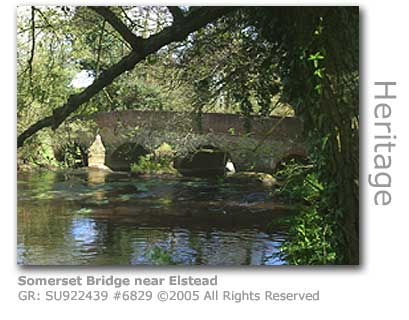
[94,110,303,140]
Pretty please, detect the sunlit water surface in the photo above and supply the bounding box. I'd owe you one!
[17,170,293,265]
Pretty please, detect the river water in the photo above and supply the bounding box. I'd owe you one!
[17,169,293,265]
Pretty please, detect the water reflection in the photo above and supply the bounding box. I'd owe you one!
[17,170,293,265]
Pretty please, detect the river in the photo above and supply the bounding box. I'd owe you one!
[17,169,293,265]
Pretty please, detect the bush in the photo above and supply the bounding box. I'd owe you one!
[275,159,322,203]
[130,153,176,175]
[18,130,60,170]
[275,159,341,264]
[279,205,339,264]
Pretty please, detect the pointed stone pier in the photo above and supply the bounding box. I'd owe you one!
[88,134,111,171]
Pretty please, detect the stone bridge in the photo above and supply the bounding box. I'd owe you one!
[88,110,306,175]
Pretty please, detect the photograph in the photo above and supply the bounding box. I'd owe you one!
[17,6,359,265]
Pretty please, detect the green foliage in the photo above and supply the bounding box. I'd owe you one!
[275,160,341,264]
[50,118,97,169]
[18,130,59,170]
[280,205,339,265]
[275,159,322,203]
[308,50,326,93]
[176,10,291,117]
[130,154,176,175]
[247,7,359,263]
[54,141,86,168]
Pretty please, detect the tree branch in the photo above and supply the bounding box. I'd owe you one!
[143,7,236,52]
[18,6,237,148]
[28,6,35,85]
[167,6,185,22]
[89,6,142,50]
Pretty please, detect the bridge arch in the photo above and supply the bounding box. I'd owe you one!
[107,142,149,171]
[174,145,236,177]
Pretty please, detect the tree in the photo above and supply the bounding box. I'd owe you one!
[248,7,359,264]
[17,6,237,148]
[174,7,359,264]
[175,10,288,117]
